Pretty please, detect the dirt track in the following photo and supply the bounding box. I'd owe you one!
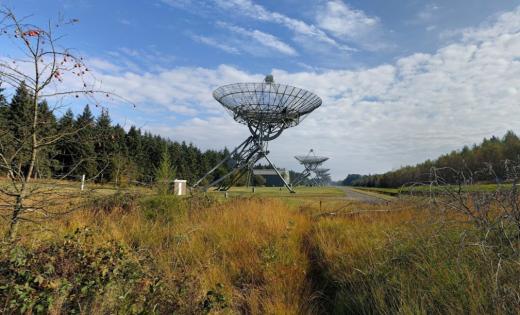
[338,186,393,203]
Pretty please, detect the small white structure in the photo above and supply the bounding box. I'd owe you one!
[173,179,187,196]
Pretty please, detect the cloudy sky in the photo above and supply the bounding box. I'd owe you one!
[3,0,520,179]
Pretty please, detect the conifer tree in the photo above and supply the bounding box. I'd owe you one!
[110,124,132,186]
[6,82,34,174]
[155,145,176,194]
[0,84,7,116]
[126,126,144,179]
[0,84,10,165]
[7,82,33,139]
[34,100,58,177]
[55,109,76,176]
[74,105,97,178]
[503,131,520,161]
[94,108,114,182]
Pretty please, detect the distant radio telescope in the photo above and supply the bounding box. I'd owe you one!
[314,168,331,186]
[293,149,329,186]
[193,75,322,192]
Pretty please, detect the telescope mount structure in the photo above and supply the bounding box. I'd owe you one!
[292,149,329,186]
[314,168,331,186]
[193,75,322,193]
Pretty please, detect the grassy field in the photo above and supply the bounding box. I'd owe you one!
[1,184,519,314]
[210,186,345,200]
[354,183,505,196]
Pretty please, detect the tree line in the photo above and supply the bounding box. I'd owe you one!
[0,82,231,186]
[343,131,520,188]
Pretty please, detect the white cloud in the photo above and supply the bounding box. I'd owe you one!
[87,6,520,179]
[102,47,177,73]
[460,7,520,42]
[416,4,440,22]
[214,0,354,52]
[159,0,193,9]
[315,1,380,42]
[440,7,520,43]
[88,58,124,73]
[117,18,132,25]
[94,65,261,116]
[218,22,298,56]
[191,35,241,54]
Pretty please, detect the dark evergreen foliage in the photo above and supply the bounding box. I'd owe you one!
[73,105,97,178]
[0,84,10,154]
[5,82,33,174]
[345,131,520,188]
[0,83,230,185]
[341,174,363,186]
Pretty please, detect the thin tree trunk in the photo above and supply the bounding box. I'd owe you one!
[26,54,39,183]
[6,195,23,240]
[6,49,40,241]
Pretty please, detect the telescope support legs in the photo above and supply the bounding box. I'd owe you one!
[192,135,295,193]
[262,154,295,193]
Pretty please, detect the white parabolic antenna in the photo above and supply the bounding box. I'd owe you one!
[193,75,322,192]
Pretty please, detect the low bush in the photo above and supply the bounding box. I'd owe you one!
[87,192,140,214]
[140,194,185,222]
[139,193,220,222]
[0,228,176,314]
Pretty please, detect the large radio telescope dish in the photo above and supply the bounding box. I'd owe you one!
[194,75,322,192]
[213,80,322,140]
[294,155,329,165]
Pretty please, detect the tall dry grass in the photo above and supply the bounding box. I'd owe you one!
[307,204,520,314]
[30,195,317,314]
[2,191,519,314]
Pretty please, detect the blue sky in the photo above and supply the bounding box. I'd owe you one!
[3,0,520,179]
[8,0,518,70]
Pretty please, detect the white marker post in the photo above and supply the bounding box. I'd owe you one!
[80,174,85,191]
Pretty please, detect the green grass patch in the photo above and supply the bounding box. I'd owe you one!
[354,183,509,196]
[210,186,344,199]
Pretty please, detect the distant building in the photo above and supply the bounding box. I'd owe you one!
[252,168,290,187]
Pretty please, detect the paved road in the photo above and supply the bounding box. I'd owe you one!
[338,186,393,203]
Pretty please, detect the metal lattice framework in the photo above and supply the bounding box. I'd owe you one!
[292,149,329,186]
[313,168,331,186]
[193,75,322,192]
